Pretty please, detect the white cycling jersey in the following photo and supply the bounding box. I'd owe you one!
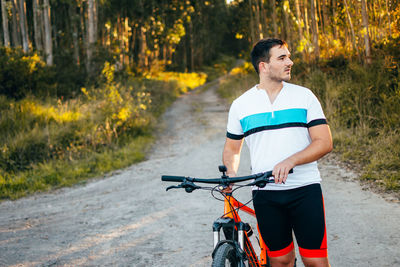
[226,82,327,190]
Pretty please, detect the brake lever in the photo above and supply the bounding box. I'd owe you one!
[166,181,200,193]
[250,177,276,188]
[166,185,182,191]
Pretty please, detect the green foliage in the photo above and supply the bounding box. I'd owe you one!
[216,61,257,103]
[299,58,400,191]
[201,54,238,82]
[0,62,205,199]
[0,47,88,99]
[0,47,53,99]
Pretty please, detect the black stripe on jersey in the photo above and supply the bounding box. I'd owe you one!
[307,119,327,128]
[227,132,244,140]
[243,122,308,137]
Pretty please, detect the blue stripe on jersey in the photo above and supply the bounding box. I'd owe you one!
[239,108,307,133]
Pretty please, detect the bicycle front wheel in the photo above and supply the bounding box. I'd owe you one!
[212,243,240,267]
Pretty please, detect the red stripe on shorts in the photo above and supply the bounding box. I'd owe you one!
[267,242,294,257]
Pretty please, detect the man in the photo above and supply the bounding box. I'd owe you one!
[222,38,332,267]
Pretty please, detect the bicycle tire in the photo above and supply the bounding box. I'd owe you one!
[211,243,240,267]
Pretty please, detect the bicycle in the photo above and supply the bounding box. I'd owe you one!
[161,165,295,267]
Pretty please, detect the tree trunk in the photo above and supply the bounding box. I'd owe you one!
[260,0,267,37]
[43,0,53,65]
[294,0,303,40]
[80,3,86,57]
[249,0,255,43]
[11,0,20,47]
[270,0,277,37]
[17,0,29,52]
[385,0,391,37]
[138,25,147,69]
[361,0,371,64]
[33,0,42,50]
[310,0,319,60]
[344,0,359,60]
[254,0,262,39]
[283,0,291,46]
[94,0,98,42]
[189,20,194,71]
[124,17,130,66]
[69,3,79,65]
[332,0,339,40]
[304,1,309,39]
[1,0,10,47]
[86,0,95,73]
[322,0,329,34]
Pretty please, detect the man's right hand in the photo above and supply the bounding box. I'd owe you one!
[222,183,234,193]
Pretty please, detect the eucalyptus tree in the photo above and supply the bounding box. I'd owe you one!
[1,0,10,47]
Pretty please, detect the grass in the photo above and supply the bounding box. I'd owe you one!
[216,59,400,193]
[0,136,152,199]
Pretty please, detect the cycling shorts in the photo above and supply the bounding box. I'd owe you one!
[252,183,328,258]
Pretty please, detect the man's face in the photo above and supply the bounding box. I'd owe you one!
[260,45,293,82]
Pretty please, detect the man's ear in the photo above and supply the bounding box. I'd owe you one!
[259,61,268,74]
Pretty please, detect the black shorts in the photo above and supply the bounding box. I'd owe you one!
[252,183,327,258]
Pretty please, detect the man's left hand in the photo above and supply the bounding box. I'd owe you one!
[273,159,295,184]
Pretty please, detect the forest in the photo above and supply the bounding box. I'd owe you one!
[0,0,399,199]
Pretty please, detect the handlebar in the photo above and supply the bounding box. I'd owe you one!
[161,168,293,192]
[162,171,272,184]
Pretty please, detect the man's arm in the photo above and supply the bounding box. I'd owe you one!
[273,124,333,184]
[222,138,244,177]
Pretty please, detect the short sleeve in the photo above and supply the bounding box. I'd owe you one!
[306,91,327,127]
[226,101,244,140]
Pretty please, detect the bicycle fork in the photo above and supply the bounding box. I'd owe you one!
[212,217,246,249]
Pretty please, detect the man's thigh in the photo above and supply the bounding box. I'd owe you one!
[289,184,328,258]
[253,189,294,257]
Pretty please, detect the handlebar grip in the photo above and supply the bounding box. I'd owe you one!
[161,175,186,182]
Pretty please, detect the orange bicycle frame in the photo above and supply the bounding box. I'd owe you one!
[217,194,269,266]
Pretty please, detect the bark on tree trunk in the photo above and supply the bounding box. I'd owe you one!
[117,15,123,68]
[33,0,42,50]
[304,1,309,39]
[385,0,391,37]
[254,0,262,39]
[294,0,303,40]
[189,20,194,71]
[283,0,291,46]
[344,0,360,60]
[138,25,147,69]
[124,17,130,66]
[310,0,319,60]
[1,0,10,47]
[43,0,53,65]
[94,0,98,42]
[249,0,255,43]
[260,0,267,37]
[321,0,327,33]
[69,3,80,65]
[332,0,339,40]
[361,0,371,64]
[17,0,29,52]
[270,0,277,37]
[11,0,20,47]
[87,0,95,73]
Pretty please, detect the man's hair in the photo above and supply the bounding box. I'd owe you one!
[251,38,287,74]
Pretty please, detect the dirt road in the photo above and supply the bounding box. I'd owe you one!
[1,82,399,267]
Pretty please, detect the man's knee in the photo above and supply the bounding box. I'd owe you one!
[301,256,330,267]
[269,249,296,267]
